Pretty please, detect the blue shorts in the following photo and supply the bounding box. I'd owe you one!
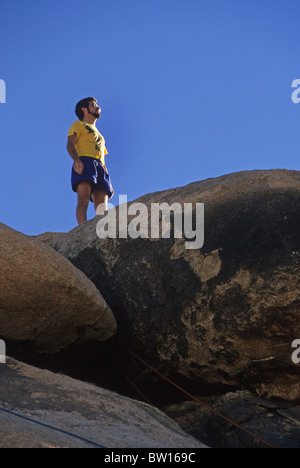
[71,156,113,199]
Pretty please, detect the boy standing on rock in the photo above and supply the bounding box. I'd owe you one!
[67,97,114,225]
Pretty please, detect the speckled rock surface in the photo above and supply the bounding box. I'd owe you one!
[0,358,206,448]
[35,170,300,401]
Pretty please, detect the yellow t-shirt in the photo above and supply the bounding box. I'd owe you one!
[68,120,108,166]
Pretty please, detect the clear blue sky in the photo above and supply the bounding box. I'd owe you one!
[1,0,299,235]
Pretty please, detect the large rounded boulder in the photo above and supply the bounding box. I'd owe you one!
[36,169,300,401]
[0,223,116,353]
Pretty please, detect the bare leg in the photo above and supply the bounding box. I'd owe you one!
[92,190,108,215]
[76,181,92,224]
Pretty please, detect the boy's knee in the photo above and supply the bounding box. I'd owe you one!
[77,195,90,208]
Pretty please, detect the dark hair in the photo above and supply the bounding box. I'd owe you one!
[75,97,96,121]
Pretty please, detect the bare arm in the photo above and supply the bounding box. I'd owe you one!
[67,133,84,175]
